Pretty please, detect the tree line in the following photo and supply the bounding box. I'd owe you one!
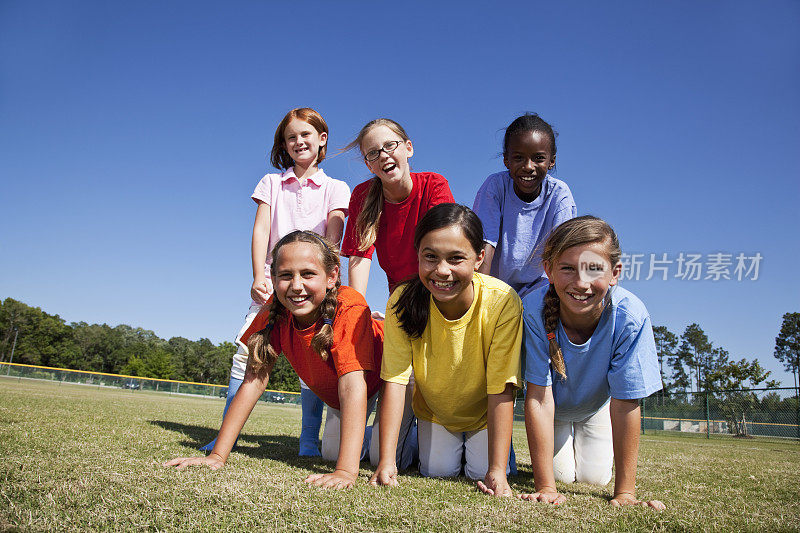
[0,297,301,392]
[1,297,797,397]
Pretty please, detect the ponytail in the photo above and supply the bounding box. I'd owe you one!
[355,177,384,252]
[392,277,431,339]
[542,284,567,380]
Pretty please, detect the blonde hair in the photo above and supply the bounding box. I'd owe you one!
[246,231,341,373]
[344,118,411,251]
[540,216,621,380]
[270,108,329,170]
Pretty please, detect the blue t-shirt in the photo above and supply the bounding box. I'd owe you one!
[472,172,576,299]
[522,285,662,422]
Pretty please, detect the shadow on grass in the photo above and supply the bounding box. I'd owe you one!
[150,420,336,471]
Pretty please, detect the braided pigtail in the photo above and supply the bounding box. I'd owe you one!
[355,177,384,252]
[543,284,567,380]
[246,297,285,374]
[310,280,340,361]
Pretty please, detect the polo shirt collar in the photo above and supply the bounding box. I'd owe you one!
[281,168,327,186]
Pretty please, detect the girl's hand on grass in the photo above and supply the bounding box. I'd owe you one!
[369,463,399,487]
[518,489,566,505]
[250,278,272,304]
[476,470,512,497]
[305,469,357,489]
[610,492,665,510]
[163,453,225,471]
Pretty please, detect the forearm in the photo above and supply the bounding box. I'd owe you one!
[325,209,346,246]
[335,372,368,477]
[251,203,271,281]
[212,370,270,462]
[610,398,641,498]
[347,256,371,296]
[525,384,557,492]
[376,382,407,466]
[478,244,495,275]
[486,385,514,473]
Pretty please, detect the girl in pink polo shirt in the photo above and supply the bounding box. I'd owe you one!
[200,107,351,457]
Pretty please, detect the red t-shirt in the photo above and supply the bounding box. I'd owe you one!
[240,286,384,410]
[341,172,454,292]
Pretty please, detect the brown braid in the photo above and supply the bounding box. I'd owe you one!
[310,279,340,361]
[542,284,567,380]
[246,296,286,374]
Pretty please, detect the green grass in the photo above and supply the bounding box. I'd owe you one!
[1,378,799,532]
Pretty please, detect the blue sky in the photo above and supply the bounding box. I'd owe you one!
[1,1,798,385]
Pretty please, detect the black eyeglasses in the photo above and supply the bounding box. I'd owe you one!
[364,140,403,162]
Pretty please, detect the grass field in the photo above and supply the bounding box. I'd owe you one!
[1,378,799,532]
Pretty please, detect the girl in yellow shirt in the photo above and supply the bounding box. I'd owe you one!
[370,203,523,497]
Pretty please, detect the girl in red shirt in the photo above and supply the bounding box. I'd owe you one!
[165,231,387,489]
[341,118,455,294]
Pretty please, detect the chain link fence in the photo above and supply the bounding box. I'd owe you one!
[641,387,799,439]
[0,362,300,405]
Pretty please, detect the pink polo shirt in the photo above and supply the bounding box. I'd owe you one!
[251,168,351,276]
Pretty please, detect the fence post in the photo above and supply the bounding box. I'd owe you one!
[705,391,710,439]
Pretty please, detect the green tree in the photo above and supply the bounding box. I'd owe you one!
[653,325,678,398]
[707,358,779,436]
[673,323,713,392]
[121,355,146,377]
[774,312,799,391]
[143,349,175,380]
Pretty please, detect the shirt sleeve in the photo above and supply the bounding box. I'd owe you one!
[328,179,351,216]
[251,175,273,205]
[340,185,375,259]
[485,292,524,394]
[380,291,414,385]
[330,303,377,376]
[607,313,662,399]
[472,175,503,247]
[522,295,553,387]
[426,173,455,208]
[552,186,577,227]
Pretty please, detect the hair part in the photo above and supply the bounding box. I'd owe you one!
[393,203,484,338]
[503,112,557,157]
[344,118,412,252]
[539,215,621,380]
[270,107,329,171]
[246,231,341,373]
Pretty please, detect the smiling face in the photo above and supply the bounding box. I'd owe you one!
[543,241,621,330]
[273,242,338,328]
[283,118,327,171]
[503,130,556,202]
[361,124,413,194]
[417,224,485,320]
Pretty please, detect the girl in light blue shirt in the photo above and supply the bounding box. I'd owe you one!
[520,216,665,509]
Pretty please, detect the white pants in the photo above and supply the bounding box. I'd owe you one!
[320,394,379,461]
[417,420,489,479]
[553,401,613,486]
[230,302,263,380]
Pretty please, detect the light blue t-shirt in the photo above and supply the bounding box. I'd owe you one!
[522,285,662,422]
[472,172,576,299]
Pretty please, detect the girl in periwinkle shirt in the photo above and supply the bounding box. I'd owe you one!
[520,216,665,509]
[472,113,576,299]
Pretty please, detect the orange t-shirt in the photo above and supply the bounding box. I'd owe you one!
[240,286,383,410]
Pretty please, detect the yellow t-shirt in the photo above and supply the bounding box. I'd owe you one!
[381,272,523,432]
